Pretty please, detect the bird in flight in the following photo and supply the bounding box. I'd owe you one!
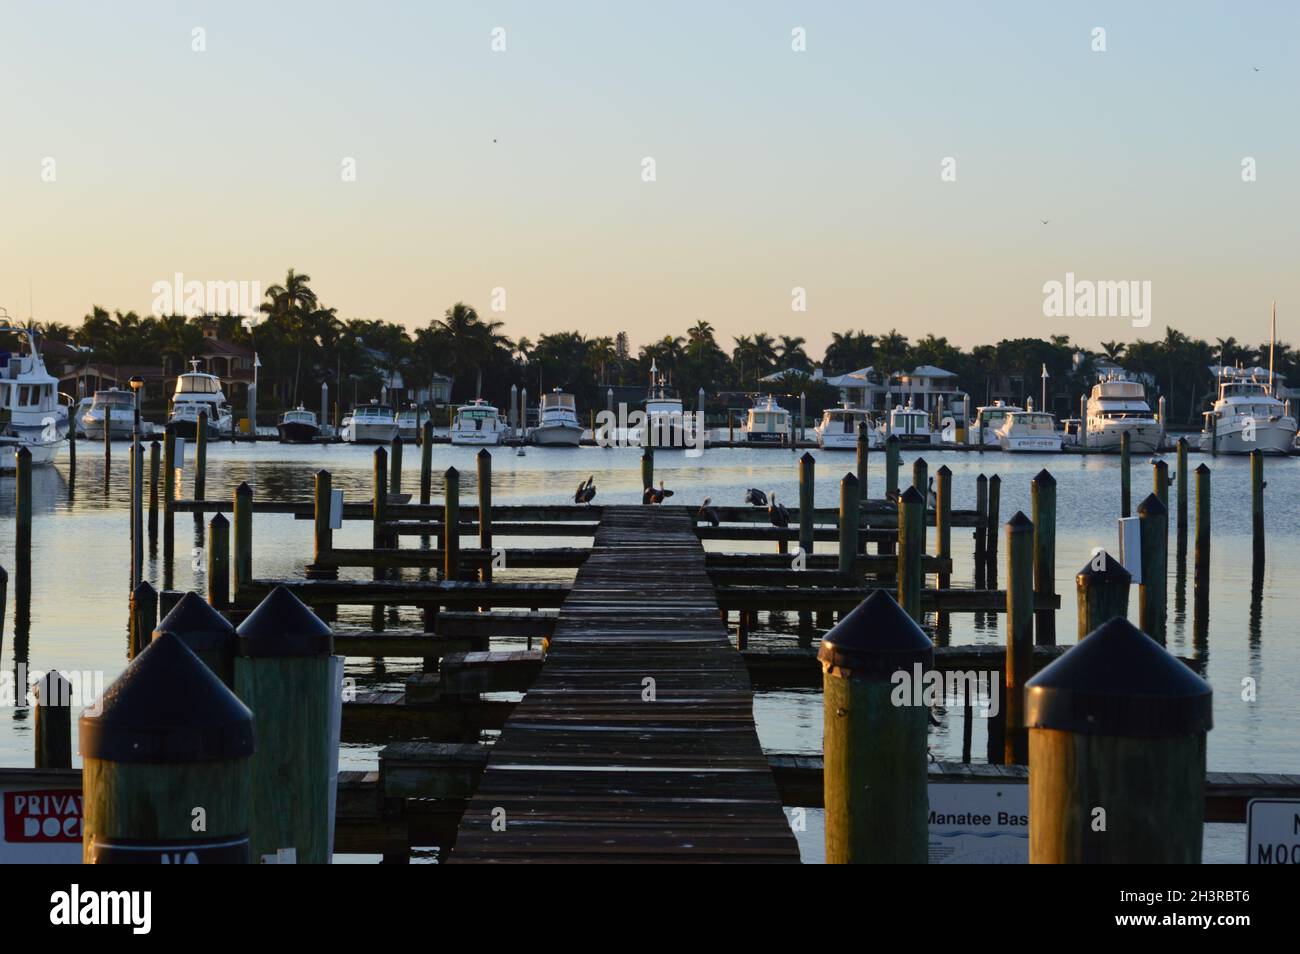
[1040,219,1050,225]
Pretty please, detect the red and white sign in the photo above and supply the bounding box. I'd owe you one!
[1,782,83,863]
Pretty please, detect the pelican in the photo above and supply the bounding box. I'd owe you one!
[768,491,789,529]
[926,476,936,511]
[574,475,596,505]
[697,497,719,527]
[644,481,674,505]
[744,488,768,507]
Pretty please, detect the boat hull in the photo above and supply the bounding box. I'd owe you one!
[816,431,880,450]
[450,429,505,446]
[743,431,786,445]
[1199,420,1297,455]
[82,412,136,441]
[345,422,399,444]
[277,422,321,444]
[0,438,62,470]
[999,436,1062,452]
[1085,421,1164,453]
[531,423,583,447]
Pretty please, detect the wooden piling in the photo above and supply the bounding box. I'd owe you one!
[373,447,388,550]
[163,425,175,554]
[233,482,253,606]
[313,469,334,571]
[1153,457,1169,513]
[35,670,72,769]
[131,442,144,588]
[66,403,77,474]
[129,580,158,660]
[911,457,927,496]
[148,439,160,543]
[1031,469,1057,646]
[819,590,932,863]
[15,448,32,575]
[235,587,335,863]
[855,422,869,498]
[390,435,403,496]
[445,467,460,581]
[935,465,952,590]
[884,435,900,498]
[1176,436,1188,533]
[208,512,231,609]
[1026,617,1212,863]
[156,591,238,688]
[1004,512,1034,765]
[1137,493,1168,641]
[641,444,654,496]
[1194,463,1211,600]
[477,450,493,583]
[103,413,111,467]
[985,474,1001,582]
[420,420,433,505]
[1076,551,1130,638]
[1251,449,1264,568]
[838,473,859,577]
[798,452,815,557]
[195,411,208,500]
[897,486,925,621]
[81,632,255,863]
[1119,429,1131,518]
[974,474,988,586]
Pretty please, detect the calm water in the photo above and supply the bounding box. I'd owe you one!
[1,439,1294,863]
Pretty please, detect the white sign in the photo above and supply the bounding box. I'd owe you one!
[928,782,1028,863]
[174,437,186,475]
[1247,799,1300,864]
[330,489,344,530]
[0,775,83,863]
[1118,516,1142,583]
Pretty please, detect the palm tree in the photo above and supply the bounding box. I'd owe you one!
[1100,340,1127,361]
[260,269,318,403]
[777,335,810,372]
[431,302,510,400]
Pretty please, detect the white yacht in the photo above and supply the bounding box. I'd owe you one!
[1085,374,1163,452]
[450,399,508,446]
[995,410,1062,452]
[741,395,790,444]
[168,361,233,439]
[968,402,1022,446]
[0,324,68,470]
[531,389,583,447]
[630,362,687,448]
[277,406,321,444]
[395,407,421,442]
[815,405,880,450]
[70,395,94,437]
[1199,368,1297,455]
[883,403,932,445]
[81,388,138,441]
[342,400,399,444]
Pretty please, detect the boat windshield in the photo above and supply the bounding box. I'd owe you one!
[93,391,135,408]
[175,374,219,395]
[542,393,575,410]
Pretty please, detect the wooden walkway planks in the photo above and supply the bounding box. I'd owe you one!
[450,506,800,863]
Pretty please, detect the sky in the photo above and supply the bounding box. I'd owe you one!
[1,1,1298,356]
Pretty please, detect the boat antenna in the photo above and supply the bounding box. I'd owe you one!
[1269,300,1277,397]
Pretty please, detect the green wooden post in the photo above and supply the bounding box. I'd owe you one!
[445,466,460,581]
[80,633,255,863]
[35,670,72,769]
[641,444,654,497]
[1176,437,1188,533]
[897,486,924,621]
[1251,449,1264,568]
[1027,617,1212,863]
[233,482,253,606]
[1031,469,1057,646]
[935,465,952,590]
[911,456,927,495]
[819,590,933,863]
[1119,429,1131,518]
[390,435,403,496]
[985,474,1001,583]
[420,420,433,505]
[798,452,815,557]
[838,473,859,577]
[66,403,77,476]
[163,425,175,558]
[1153,458,1169,513]
[148,439,160,544]
[1076,550,1131,638]
[208,512,231,610]
[1138,493,1168,642]
[373,446,388,550]
[129,580,158,660]
[15,448,32,577]
[974,474,987,587]
[1004,512,1034,766]
[478,449,493,583]
[855,422,869,499]
[884,434,900,498]
[156,591,238,688]
[235,586,336,863]
[312,469,334,574]
[103,413,111,468]
[1194,464,1211,600]
[195,411,208,500]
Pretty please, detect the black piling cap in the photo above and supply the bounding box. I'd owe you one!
[155,591,236,652]
[1195,463,1210,474]
[236,585,333,658]
[80,632,255,763]
[1007,511,1033,533]
[800,451,815,466]
[1033,468,1056,486]
[1137,493,1167,516]
[1026,617,1212,738]
[1076,550,1131,586]
[900,486,924,505]
[818,589,934,681]
[936,464,952,477]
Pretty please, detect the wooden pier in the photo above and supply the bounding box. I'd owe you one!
[449,506,800,862]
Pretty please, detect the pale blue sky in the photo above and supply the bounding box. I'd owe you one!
[1,1,1297,352]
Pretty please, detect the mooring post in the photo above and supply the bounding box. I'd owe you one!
[1078,394,1087,448]
[208,512,231,610]
[985,474,1001,582]
[445,466,460,581]
[1027,617,1212,862]
[390,435,403,496]
[35,670,72,770]
[311,469,334,576]
[163,425,176,555]
[1138,493,1168,641]
[477,450,493,583]
[148,439,160,544]
[855,422,869,499]
[1153,457,1169,512]
[233,482,253,606]
[130,441,144,588]
[1004,512,1034,765]
[1250,449,1264,568]
[15,447,32,575]
[420,420,433,504]
[156,591,238,688]
[911,456,927,496]
[884,434,900,499]
[798,452,815,557]
[195,411,208,500]
[103,413,111,468]
[838,473,859,578]
[897,486,925,621]
[935,465,952,590]
[1076,551,1130,638]
[819,589,933,863]
[0,566,7,653]
[974,474,988,587]
[1176,436,1188,533]
[1119,429,1131,518]
[235,586,336,864]
[373,446,388,550]
[158,589,183,619]
[641,444,654,497]
[1031,469,1057,646]
[66,403,77,475]
[129,580,158,660]
[1194,463,1211,601]
[81,632,255,863]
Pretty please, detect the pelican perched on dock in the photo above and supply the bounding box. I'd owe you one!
[644,481,674,505]
[744,488,768,507]
[768,491,790,528]
[574,475,596,505]
[697,497,720,527]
